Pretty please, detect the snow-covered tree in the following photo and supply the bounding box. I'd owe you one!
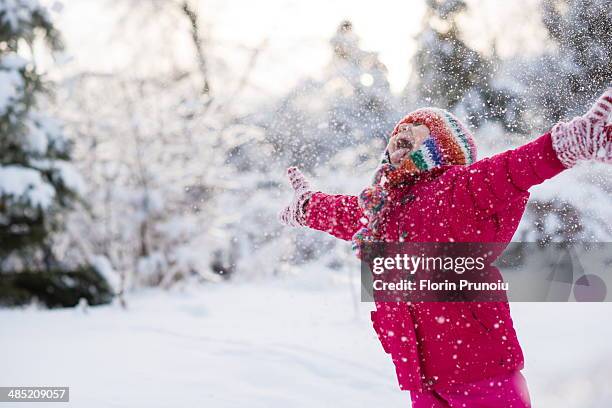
[0,1,115,307]
[326,21,397,143]
[266,20,398,169]
[0,1,83,269]
[408,0,525,132]
[507,0,612,243]
[53,67,271,291]
[524,0,612,121]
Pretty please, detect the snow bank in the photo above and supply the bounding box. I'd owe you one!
[1,273,611,407]
[91,255,121,293]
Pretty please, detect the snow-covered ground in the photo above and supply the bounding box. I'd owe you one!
[2,266,612,408]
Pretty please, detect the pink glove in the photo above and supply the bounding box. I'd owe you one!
[551,89,612,168]
[278,167,314,227]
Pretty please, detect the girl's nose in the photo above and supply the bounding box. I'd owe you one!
[397,123,413,133]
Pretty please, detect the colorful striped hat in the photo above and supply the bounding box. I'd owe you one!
[385,108,477,173]
[351,108,477,257]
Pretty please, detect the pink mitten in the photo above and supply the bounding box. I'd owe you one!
[551,89,612,168]
[278,167,314,227]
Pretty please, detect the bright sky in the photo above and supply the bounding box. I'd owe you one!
[51,0,549,95]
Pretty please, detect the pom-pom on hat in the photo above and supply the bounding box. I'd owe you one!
[385,108,477,174]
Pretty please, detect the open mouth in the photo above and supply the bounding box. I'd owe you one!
[396,138,413,150]
[389,133,414,164]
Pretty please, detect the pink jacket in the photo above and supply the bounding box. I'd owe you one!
[305,132,566,391]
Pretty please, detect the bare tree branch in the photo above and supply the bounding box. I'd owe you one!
[181,0,211,96]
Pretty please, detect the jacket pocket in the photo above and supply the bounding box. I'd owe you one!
[454,304,491,334]
[468,303,506,332]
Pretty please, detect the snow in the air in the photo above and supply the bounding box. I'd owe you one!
[1,0,611,407]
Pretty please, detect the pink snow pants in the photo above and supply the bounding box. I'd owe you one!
[410,371,531,408]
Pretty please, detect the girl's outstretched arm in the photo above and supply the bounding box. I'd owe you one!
[278,167,364,241]
[452,89,611,218]
[451,131,566,218]
[304,192,363,241]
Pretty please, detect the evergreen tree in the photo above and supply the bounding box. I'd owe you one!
[326,20,397,144]
[0,1,83,270]
[0,1,113,307]
[408,0,525,132]
[265,20,398,169]
[528,0,612,121]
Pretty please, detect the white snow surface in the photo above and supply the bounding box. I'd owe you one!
[24,119,49,154]
[0,165,55,207]
[1,268,611,408]
[28,159,87,196]
[0,69,23,115]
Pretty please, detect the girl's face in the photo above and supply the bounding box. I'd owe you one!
[387,123,431,166]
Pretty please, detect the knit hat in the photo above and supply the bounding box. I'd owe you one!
[351,108,477,257]
[388,107,477,174]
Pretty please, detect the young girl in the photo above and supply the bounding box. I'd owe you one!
[278,90,611,407]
